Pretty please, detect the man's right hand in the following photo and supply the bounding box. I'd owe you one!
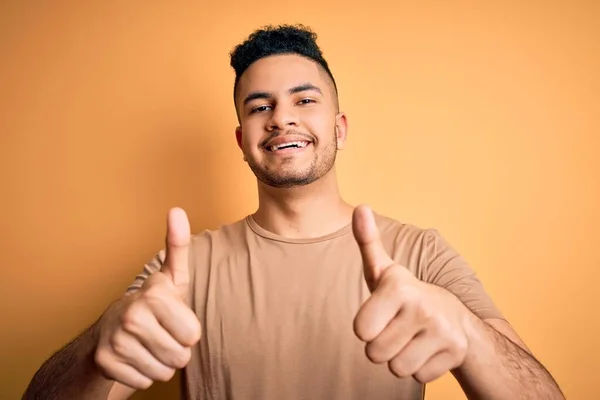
[94,207,202,390]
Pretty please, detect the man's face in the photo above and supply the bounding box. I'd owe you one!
[235,54,347,189]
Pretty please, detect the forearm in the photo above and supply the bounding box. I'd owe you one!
[22,322,115,400]
[452,315,564,400]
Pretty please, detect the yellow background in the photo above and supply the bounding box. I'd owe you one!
[1,2,598,399]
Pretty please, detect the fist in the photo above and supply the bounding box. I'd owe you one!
[352,205,472,383]
[94,208,202,390]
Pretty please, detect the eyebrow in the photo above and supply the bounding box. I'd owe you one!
[243,83,323,106]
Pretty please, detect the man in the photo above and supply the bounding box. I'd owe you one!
[24,25,564,400]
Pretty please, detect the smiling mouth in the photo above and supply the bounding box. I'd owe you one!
[266,141,310,152]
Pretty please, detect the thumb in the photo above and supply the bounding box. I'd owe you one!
[161,207,191,296]
[352,205,394,292]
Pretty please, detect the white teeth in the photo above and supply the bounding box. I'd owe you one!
[270,141,309,151]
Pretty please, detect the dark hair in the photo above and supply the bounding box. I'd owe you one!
[229,24,337,103]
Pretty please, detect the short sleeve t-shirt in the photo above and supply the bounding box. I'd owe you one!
[127,212,503,400]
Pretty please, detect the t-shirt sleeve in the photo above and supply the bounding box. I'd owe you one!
[423,229,505,321]
[126,249,166,294]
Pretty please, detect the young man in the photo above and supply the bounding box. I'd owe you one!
[24,25,564,400]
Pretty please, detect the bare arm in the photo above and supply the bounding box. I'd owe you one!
[22,314,137,400]
[22,321,122,400]
[452,315,565,400]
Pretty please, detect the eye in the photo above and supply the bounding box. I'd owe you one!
[297,98,316,105]
[250,105,272,114]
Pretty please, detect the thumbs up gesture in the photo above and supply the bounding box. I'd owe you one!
[95,208,202,390]
[352,205,472,384]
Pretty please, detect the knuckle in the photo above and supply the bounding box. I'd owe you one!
[452,334,469,357]
[94,352,123,383]
[142,285,165,300]
[121,305,144,327]
[388,358,410,378]
[187,318,202,344]
[172,347,192,369]
[398,284,420,303]
[428,313,449,333]
[364,342,385,364]
[94,349,111,372]
[353,316,371,342]
[180,318,203,346]
[195,318,203,339]
[416,302,434,324]
[413,355,452,384]
[121,319,138,336]
[156,367,176,382]
[380,269,403,291]
[109,335,128,357]
[135,376,154,390]
[120,316,140,335]
[413,370,430,384]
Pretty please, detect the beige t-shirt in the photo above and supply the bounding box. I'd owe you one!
[127,212,503,400]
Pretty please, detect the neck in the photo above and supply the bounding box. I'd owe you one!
[253,168,354,238]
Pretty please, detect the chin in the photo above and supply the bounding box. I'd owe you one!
[259,174,318,189]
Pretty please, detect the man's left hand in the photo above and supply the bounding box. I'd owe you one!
[352,205,474,383]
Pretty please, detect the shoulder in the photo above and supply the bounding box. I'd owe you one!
[189,216,249,252]
[371,211,453,280]
[372,211,441,250]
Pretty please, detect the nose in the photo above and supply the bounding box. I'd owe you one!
[266,103,298,131]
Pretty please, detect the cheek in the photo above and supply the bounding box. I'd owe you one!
[240,124,264,152]
[303,113,334,139]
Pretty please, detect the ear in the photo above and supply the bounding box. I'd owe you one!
[235,126,242,149]
[235,126,247,162]
[335,112,348,150]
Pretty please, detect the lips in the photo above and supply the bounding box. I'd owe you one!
[263,135,313,152]
[268,140,310,151]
